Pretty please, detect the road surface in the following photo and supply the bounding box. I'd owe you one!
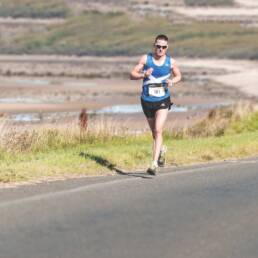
[0,158,258,258]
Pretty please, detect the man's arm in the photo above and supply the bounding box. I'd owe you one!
[130,55,152,80]
[171,59,182,84]
[166,58,182,86]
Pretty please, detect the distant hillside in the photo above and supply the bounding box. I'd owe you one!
[0,0,70,18]
[0,0,257,59]
[0,0,235,18]
[1,11,256,59]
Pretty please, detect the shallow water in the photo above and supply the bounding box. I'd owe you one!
[11,78,96,88]
[95,102,232,114]
[10,102,233,122]
[15,78,50,86]
[0,97,44,104]
[12,113,42,122]
[63,82,97,87]
[0,97,64,104]
[11,111,78,123]
[95,104,188,114]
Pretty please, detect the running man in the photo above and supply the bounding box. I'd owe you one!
[130,34,182,175]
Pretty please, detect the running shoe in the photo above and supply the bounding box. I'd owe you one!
[158,145,167,167]
[146,162,158,176]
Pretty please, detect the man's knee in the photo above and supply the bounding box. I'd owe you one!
[154,128,163,137]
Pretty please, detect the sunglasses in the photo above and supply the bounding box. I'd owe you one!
[155,45,168,49]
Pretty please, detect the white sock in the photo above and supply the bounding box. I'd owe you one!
[161,145,167,153]
[152,160,158,167]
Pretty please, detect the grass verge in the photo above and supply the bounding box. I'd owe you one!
[0,131,258,183]
[0,103,258,184]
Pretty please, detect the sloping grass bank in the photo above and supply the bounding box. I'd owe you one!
[0,103,258,183]
[6,12,258,59]
[0,0,234,19]
[0,0,70,18]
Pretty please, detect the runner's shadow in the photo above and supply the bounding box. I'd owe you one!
[79,152,152,179]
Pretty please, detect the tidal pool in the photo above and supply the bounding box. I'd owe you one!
[9,102,233,122]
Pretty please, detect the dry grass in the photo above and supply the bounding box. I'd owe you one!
[169,102,258,138]
[0,102,257,154]
[0,102,258,183]
[0,115,132,153]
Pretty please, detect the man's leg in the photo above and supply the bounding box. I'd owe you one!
[153,108,168,162]
[147,117,156,157]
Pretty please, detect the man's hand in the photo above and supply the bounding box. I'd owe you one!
[166,79,173,87]
[144,68,153,78]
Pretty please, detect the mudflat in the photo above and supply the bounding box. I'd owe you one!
[0,56,256,131]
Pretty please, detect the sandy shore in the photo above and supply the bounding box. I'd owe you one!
[0,55,257,96]
[0,56,256,130]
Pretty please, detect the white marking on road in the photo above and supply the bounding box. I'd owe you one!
[227,160,258,164]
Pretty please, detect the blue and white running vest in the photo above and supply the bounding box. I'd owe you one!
[141,53,172,102]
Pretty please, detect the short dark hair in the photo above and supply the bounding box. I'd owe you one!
[155,34,168,42]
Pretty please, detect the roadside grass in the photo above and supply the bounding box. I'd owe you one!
[0,103,258,183]
[0,131,258,183]
[5,12,258,59]
[173,102,258,138]
[226,112,258,134]
[0,0,70,18]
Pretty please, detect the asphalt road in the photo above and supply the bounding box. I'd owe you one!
[1,158,258,258]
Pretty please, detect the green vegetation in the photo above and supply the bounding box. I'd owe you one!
[5,12,258,59]
[0,1,256,59]
[0,0,70,18]
[226,112,258,134]
[184,0,234,6]
[174,103,258,138]
[0,131,258,183]
[0,104,258,183]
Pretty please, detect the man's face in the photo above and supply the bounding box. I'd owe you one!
[154,39,168,57]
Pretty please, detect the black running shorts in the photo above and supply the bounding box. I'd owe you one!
[141,97,173,118]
